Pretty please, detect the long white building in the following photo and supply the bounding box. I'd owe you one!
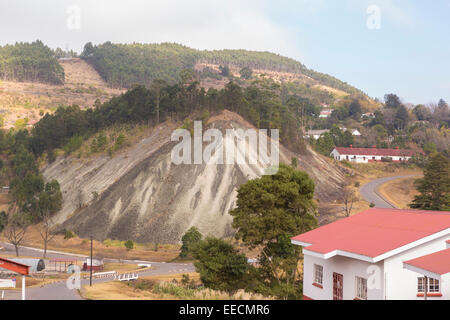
[291,208,450,300]
[331,146,420,163]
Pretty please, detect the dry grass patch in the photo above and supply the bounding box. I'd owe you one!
[378,176,421,209]
[82,273,270,300]
[1,225,181,262]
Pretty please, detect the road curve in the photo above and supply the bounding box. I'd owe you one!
[359,175,420,209]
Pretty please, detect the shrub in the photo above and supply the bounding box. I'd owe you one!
[341,160,353,168]
[114,134,126,150]
[64,229,76,240]
[180,227,202,258]
[369,203,375,208]
[63,135,83,154]
[354,181,361,188]
[0,211,7,232]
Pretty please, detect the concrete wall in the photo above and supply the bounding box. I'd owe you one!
[302,235,450,300]
[303,253,384,300]
[330,150,411,163]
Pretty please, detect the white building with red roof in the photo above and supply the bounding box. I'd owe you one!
[291,208,450,300]
[331,146,420,163]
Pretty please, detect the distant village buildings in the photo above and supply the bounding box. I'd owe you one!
[305,128,361,140]
[361,112,375,119]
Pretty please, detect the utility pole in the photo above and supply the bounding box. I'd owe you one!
[90,236,93,287]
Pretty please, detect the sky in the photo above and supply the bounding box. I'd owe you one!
[0,0,449,105]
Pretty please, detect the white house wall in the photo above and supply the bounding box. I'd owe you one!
[330,150,411,163]
[303,253,384,300]
[384,235,450,300]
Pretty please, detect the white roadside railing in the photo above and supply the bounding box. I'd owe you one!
[116,272,139,281]
[83,271,117,279]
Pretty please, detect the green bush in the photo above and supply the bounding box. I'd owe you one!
[63,135,83,154]
[64,229,76,240]
[0,211,7,232]
[91,132,108,153]
[153,282,196,298]
[354,182,361,188]
[180,227,202,258]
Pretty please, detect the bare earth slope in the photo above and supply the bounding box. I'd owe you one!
[0,58,124,128]
[43,110,345,244]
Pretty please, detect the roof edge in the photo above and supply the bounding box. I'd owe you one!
[293,228,450,264]
[403,262,442,280]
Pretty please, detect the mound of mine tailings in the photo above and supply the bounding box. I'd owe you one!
[43,110,345,243]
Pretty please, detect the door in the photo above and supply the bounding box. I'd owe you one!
[333,273,343,300]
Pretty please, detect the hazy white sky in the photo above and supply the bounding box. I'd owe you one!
[1,0,449,104]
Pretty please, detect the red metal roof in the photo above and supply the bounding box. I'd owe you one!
[404,248,450,276]
[0,257,30,275]
[291,209,450,259]
[334,147,420,157]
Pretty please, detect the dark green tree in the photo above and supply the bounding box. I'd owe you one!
[349,100,362,119]
[229,165,317,299]
[239,67,253,80]
[219,65,231,77]
[191,237,250,295]
[180,226,202,258]
[0,211,7,233]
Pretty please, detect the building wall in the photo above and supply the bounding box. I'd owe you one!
[303,235,450,300]
[303,253,384,300]
[330,150,411,163]
[384,235,450,300]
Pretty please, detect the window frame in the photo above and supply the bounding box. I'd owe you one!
[313,264,323,287]
[355,276,368,300]
[418,277,440,294]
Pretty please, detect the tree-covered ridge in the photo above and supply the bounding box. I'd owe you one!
[29,78,306,157]
[81,42,199,88]
[81,42,363,95]
[0,40,65,85]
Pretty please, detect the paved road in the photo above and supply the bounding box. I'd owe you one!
[359,175,420,209]
[0,242,195,300]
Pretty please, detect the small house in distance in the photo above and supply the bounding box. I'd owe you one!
[305,129,329,140]
[331,146,420,163]
[82,258,104,271]
[319,109,333,118]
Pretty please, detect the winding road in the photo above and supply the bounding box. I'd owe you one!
[359,175,420,209]
[0,241,195,300]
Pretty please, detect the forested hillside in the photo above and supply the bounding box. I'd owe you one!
[0,40,65,85]
[29,77,305,157]
[81,42,363,95]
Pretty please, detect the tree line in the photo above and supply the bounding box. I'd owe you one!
[80,41,364,96]
[29,74,308,156]
[0,40,65,85]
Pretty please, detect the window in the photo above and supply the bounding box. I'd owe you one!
[418,277,440,293]
[313,264,323,286]
[355,277,367,300]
